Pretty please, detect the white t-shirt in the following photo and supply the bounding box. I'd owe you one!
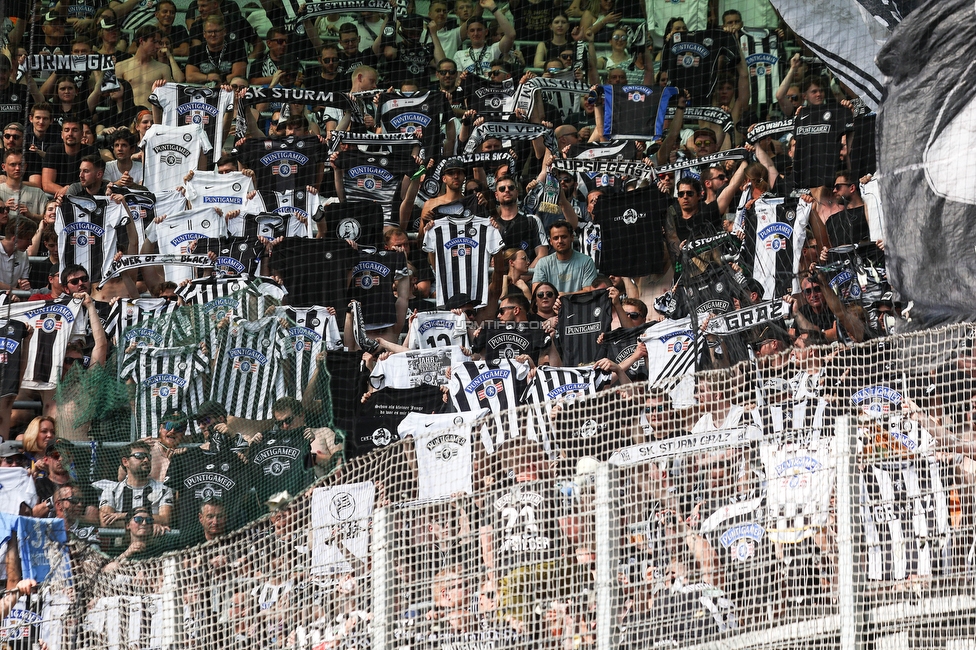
[454,43,502,77]
[184,170,265,236]
[140,124,213,194]
[104,160,144,185]
[400,409,488,500]
[144,205,227,282]
[0,242,28,288]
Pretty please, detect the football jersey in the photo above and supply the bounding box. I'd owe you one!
[268,239,359,311]
[557,289,612,366]
[238,135,325,196]
[0,320,28,398]
[55,194,131,284]
[107,297,185,348]
[149,83,235,156]
[140,124,213,194]
[858,457,951,581]
[378,90,451,158]
[119,344,210,440]
[575,221,602,267]
[422,212,504,309]
[194,237,265,278]
[665,29,741,105]
[735,195,811,300]
[277,305,343,401]
[317,201,385,250]
[185,170,264,233]
[348,249,408,329]
[259,189,321,238]
[521,365,614,452]
[484,479,564,571]
[335,149,419,225]
[115,186,175,251]
[599,84,676,139]
[449,359,529,452]
[247,428,313,502]
[209,316,287,420]
[593,187,669,277]
[401,409,490,500]
[477,321,550,367]
[407,311,470,350]
[639,317,700,385]
[10,298,85,391]
[793,104,854,189]
[144,206,227,283]
[739,27,783,112]
[759,430,836,544]
[369,346,469,390]
[350,384,445,460]
[600,323,652,381]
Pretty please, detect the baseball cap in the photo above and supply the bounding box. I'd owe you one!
[194,400,228,421]
[442,158,466,172]
[44,12,66,23]
[100,16,119,30]
[692,128,715,141]
[0,440,25,458]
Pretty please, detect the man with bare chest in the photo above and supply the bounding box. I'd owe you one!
[115,25,172,107]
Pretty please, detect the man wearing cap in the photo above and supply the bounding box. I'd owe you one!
[104,506,159,570]
[152,409,188,484]
[249,28,303,87]
[0,150,47,221]
[422,159,466,221]
[0,441,36,516]
[99,440,174,535]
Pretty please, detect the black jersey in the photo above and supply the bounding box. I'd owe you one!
[195,237,264,277]
[238,135,325,195]
[384,42,436,89]
[556,289,612,366]
[378,90,449,157]
[259,189,321,238]
[599,84,676,139]
[600,322,652,381]
[268,238,358,310]
[317,201,385,250]
[664,28,741,105]
[461,75,516,116]
[793,103,854,188]
[0,83,30,130]
[593,187,669,277]
[348,248,407,328]
[349,384,444,460]
[476,322,551,367]
[186,40,250,81]
[824,205,871,249]
[335,149,419,225]
[248,428,313,502]
[0,320,28,399]
[495,212,546,262]
[166,445,252,538]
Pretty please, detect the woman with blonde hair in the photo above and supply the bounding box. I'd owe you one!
[502,248,532,300]
[21,415,57,470]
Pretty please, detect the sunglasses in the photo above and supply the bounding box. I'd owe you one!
[197,415,214,426]
[275,414,297,427]
[63,356,85,367]
[489,70,507,77]
[787,94,800,101]
[496,185,516,192]
[676,190,697,198]
[535,291,555,299]
[2,133,19,139]
[128,452,151,460]
[624,312,642,319]
[611,34,627,40]
[436,69,456,75]
[546,67,562,74]
[833,183,853,191]
[711,173,727,181]
[498,305,516,313]
[695,140,714,147]
[131,515,155,525]
[164,421,186,432]
[804,286,822,295]
[559,54,573,60]
[66,276,90,285]
[58,496,82,505]
[230,83,247,91]
[644,404,667,413]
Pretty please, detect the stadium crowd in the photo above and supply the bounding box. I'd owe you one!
[0,0,973,648]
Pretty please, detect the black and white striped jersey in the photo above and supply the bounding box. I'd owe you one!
[9,298,85,391]
[734,195,811,300]
[209,316,288,420]
[422,213,504,309]
[119,344,210,440]
[449,359,529,453]
[738,27,784,113]
[149,84,235,157]
[277,305,342,401]
[521,365,614,452]
[56,194,131,284]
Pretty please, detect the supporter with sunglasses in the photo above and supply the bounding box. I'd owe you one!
[98,440,174,535]
[104,506,160,568]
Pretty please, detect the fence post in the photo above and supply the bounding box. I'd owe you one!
[371,505,388,650]
[835,415,863,650]
[595,463,612,650]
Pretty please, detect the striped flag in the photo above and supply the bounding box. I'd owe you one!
[639,317,701,386]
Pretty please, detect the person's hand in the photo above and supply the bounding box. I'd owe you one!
[789,53,800,70]
[607,286,619,302]
[819,246,828,262]
[102,511,127,526]
[152,523,171,537]
[15,278,30,291]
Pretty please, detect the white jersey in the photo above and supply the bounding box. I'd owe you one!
[184,171,264,232]
[10,298,85,391]
[400,410,488,500]
[277,305,343,401]
[639,317,700,386]
[149,83,235,155]
[453,43,502,77]
[119,344,210,440]
[144,206,227,283]
[209,316,287,420]
[759,433,836,544]
[368,346,470,390]
[407,311,470,350]
[422,213,504,309]
[261,189,322,238]
[140,123,213,194]
[55,194,131,284]
[449,359,529,453]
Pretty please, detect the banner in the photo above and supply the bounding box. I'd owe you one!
[463,122,556,155]
[98,254,214,287]
[745,119,794,144]
[551,158,655,180]
[703,299,791,334]
[327,131,421,154]
[241,86,357,112]
[608,427,759,466]
[512,77,591,116]
[664,105,734,133]
[310,482,375,575]
[653,148,749,175]
[29,54,116,72]
[298,0,393,20]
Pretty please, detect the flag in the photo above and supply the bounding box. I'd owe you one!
[17,517,69,583]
